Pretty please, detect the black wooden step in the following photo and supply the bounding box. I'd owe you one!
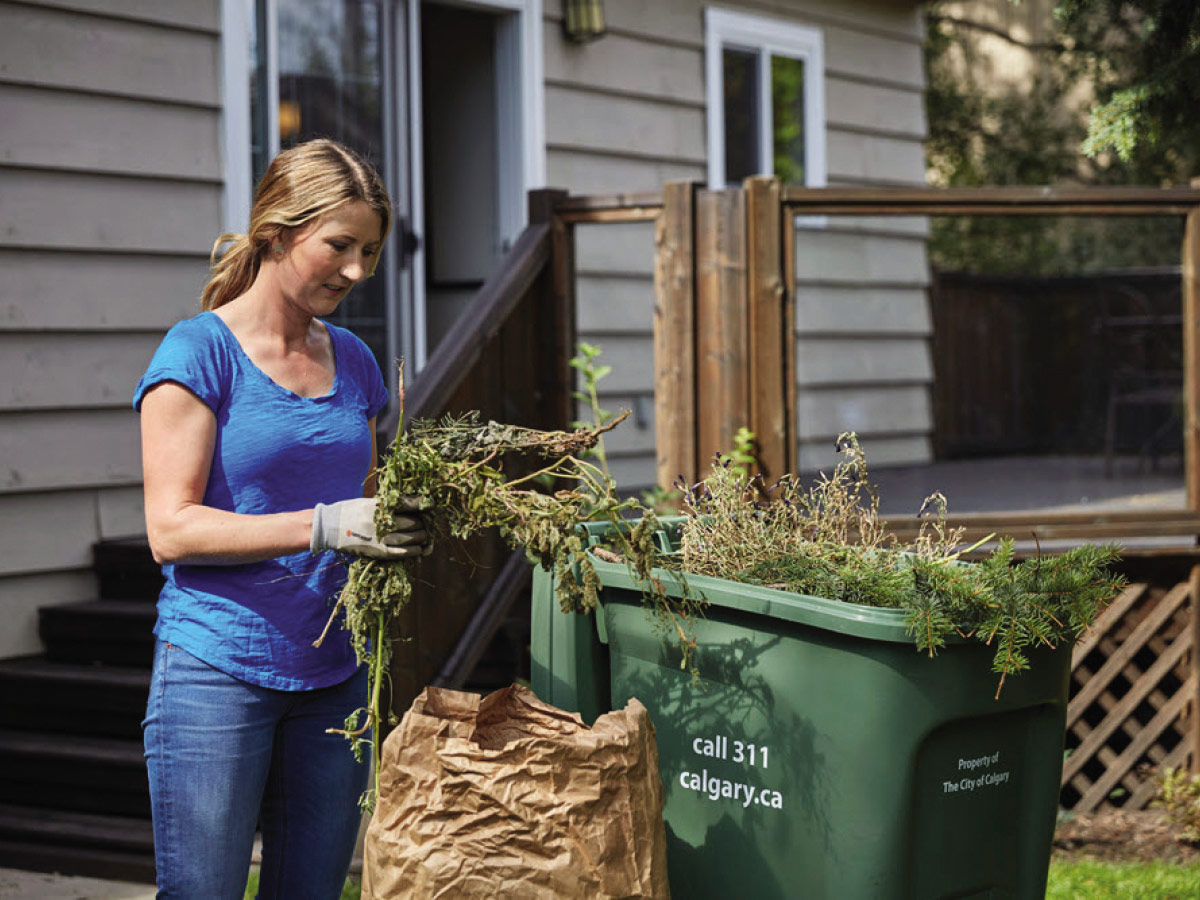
[0,803,153,855]
[0,729,150,819]
[0,838,156,884]
[39,601,156,666]
[93,536,163,602]
[0,657,150,739]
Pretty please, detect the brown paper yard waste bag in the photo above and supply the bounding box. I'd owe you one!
[363,683,671,899]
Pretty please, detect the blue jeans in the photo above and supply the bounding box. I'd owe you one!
[144,640,369,899]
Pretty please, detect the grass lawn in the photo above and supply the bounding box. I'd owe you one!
[243,869,360,899]
[241,859,1200,898]
[1047,859,1200,898]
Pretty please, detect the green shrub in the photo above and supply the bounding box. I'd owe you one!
[1154,767,1200,844]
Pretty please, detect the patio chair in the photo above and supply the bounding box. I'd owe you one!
[1099,282,1183,477]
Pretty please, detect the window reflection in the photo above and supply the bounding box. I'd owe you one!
[771,55,805,186]
[723,47,759,185]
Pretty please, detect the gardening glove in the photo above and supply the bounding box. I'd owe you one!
[310,497,430,559]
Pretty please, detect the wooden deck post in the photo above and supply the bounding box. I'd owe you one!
[695,188,749,471]
[529,188,576,430]
[745,176,795,482]
[1183,208,1200,512]
[654,182,699,489]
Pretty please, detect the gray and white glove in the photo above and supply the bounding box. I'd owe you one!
[310,497,430,559]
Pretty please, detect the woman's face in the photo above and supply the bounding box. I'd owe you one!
[276,200,384,316]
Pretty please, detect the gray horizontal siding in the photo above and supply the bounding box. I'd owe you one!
[1,83,222,179]
[799,433,931,474]
[0,333,161,410]
[794,230,930,286]
[547,149,704,195]
[0,408,144,493]
[29,0,218,31]
[0,490,107,576]
[546,86,706,165]
[793,225,933,468]
[798,384,931,445]
[1,0,220,656]
[1,169,221,251]
[0,250,206,331]
[796,337,932,387]
[0,1,220,106]
[795,285,932,336]
[558,0,925,92]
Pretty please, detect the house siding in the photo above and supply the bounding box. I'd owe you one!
[0,0,220,656]
[545,0,930,488]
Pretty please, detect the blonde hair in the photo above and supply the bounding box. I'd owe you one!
[201,139,393,311]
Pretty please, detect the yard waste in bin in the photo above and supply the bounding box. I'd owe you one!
[530,520,1075,900]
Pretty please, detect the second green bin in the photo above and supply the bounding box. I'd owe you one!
[530,521,1072,900]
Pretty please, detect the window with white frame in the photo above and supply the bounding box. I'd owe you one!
[704,8,826,191]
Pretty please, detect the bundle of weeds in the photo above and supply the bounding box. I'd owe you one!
[319,401,695,810]
[678,433,1124,697]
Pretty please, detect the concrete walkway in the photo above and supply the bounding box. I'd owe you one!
[0,868,156,899]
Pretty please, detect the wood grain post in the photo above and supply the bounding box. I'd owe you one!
[1183,209,1200,512]
[695,188,749,470]
[745,176,795,483]
[654,182,699,489]
[529,188,576,431]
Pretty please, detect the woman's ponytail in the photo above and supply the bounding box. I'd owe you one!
[200,232,262,311]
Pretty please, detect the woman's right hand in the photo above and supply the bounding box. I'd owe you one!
[310,497,430,559]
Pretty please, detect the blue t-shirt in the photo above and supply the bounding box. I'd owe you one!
[133,312,389,690]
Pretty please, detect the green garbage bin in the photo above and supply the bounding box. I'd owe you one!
[530,520,1072,900]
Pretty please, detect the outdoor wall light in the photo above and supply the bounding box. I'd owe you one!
[562,0,606,42]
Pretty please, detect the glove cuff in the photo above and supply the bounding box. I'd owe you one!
[311,502,332,553]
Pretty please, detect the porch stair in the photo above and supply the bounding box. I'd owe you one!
[0,538,160,882]
[0,536,531,883]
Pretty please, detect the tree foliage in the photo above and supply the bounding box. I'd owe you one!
[1056,0,1200,163]
[925,0,1196,274]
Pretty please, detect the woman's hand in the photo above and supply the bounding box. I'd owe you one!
[310,497,430,559]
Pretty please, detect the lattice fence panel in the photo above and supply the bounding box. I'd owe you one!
[1060,578,1195,811]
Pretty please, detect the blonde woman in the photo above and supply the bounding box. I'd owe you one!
[135,139,424,898]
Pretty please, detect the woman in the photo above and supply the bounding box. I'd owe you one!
[135,139,423,899]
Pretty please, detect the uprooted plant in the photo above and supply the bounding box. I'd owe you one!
[677,433,1125,699]
[315,367,699,811]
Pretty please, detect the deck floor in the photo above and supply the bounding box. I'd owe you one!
[858,454,1189,554]
[866,454,1185,518]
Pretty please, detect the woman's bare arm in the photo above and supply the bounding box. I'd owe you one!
[140,382,313,565]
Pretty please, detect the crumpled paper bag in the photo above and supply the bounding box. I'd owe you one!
[363,683,671,899]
